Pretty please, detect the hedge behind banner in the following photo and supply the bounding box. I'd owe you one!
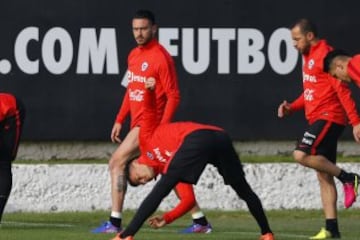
[1,0,360,140]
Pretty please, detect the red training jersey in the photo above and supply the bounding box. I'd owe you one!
[138,89,222,176]
[0,93,17,122]
[115,39,180,128]
[137,89,222,223]
[290,40,360,126]
[348,54,360,88]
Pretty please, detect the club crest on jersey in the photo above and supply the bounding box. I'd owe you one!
[308,59,315,70]
[141,62,149,71]
[146,151,154,160]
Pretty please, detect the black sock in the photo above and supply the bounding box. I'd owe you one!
[326,219,340,236]
[110,216,122,228]
[193,216,208,226]
[337,170,353,183]
[0,162,12,223]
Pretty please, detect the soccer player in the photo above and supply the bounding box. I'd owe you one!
[0,93,25,223]
[323,49,360,86]
[277,19,360,239]
[111,77,275,240]
[92,9,211,234]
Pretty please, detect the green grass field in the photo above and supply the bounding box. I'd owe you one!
[1,209,360,240]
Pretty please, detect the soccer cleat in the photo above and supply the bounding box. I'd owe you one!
[179,222,212,234]
[259,232,275,240]
[111,233,134,240]
[343,174,359,209]
[91,221,121,233]
[309,228,340,239]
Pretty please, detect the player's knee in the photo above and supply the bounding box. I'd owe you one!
[293,150,307,165]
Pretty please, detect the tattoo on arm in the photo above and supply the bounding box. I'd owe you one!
[117,174,128,193]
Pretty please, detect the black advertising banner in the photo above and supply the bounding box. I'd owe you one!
[1,0,360,140]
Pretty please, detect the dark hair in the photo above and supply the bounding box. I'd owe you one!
[323,49,350,73]
[291,18,318,37]
[124,156,140,187]
[133,9,156,25]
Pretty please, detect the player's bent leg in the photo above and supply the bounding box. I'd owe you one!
[316,172,337,220]
[92,127,140,234]
[313,171,340,239]
[293,152,341,177]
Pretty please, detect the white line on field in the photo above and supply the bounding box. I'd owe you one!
[1,222,309,238]
[140,228,308,238]
[2,221,74,228]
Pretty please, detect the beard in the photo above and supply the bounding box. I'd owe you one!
[136,36,152,46]
[300,43,311,55]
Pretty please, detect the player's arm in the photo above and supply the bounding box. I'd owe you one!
[115,88,130,124]
[112,89,130,142]
[157,59,180,124]
[289,93,305,112]
[278,93,304,118]
[330,75,360,141]
[148,182,196,228]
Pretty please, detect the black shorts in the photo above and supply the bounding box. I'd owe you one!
[166,129,245,185]
[295,120,344,163]
[0,98,25,163]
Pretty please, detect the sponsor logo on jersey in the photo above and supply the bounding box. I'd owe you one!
[129,89,144,102]
[153,147,167,163]
[127,70,146,83]
[304,88,314,101]
[303,73,317,83]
